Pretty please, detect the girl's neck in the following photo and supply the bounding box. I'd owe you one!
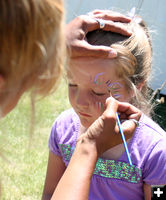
[78,124,88,137]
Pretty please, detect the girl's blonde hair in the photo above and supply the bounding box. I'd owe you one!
[0,0,65,98]
[87,17,152,116]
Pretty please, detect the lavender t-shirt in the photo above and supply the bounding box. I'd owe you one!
[49,108,166,200]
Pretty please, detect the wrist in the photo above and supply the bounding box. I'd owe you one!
[76,135,99,162]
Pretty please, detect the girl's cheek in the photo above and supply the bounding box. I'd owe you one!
[68,88,77,104]
[92,96,106,116]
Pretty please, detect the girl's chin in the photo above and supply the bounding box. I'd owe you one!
[80,119,93,129]
[79,115,99,128]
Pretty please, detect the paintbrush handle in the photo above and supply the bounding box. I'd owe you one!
[116,112,133,165]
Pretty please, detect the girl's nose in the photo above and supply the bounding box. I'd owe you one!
[76,91,89,108]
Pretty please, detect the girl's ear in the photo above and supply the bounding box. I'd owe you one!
[0,75,5,90]
[137,81,145,91]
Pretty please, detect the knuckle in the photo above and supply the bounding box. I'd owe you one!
[78,15,91,32]
[78,15,85,20]
[102,112,116,123]
[77,15,88,24]
[104,14,110,19]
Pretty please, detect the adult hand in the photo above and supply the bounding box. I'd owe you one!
[78,97,141,156]
[66,10,132,58]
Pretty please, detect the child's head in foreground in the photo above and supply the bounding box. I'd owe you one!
[0,0,65,117]
[67,15,152,128]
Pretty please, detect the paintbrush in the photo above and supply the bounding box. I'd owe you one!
[116,112,133,165]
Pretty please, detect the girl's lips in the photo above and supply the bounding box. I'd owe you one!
[79,112,92,117]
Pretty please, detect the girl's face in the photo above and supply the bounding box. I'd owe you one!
[67,57,131,128]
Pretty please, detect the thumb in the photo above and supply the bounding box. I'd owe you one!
[87,44,117,58]
[101,96,118,125]
[71,41,117,58]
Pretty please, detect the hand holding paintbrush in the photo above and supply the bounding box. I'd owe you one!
[84,96,141,157]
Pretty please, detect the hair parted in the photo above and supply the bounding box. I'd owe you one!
[86,16,153,116]
[0,0,65,97]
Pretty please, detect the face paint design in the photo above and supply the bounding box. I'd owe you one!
[106,81,123,100]
[94,72,105,85]
[90,73,124,114]
[95,101,105,112]
[92,73,123,100]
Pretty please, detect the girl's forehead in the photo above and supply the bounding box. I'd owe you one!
[68,57,117,80]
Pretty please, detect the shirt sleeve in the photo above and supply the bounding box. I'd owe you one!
[48,120,61,156]
[143,138,166,185]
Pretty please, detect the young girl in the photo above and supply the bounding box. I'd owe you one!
[43,12,166,200]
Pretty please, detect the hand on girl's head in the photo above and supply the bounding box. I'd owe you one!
[66,11,132,58]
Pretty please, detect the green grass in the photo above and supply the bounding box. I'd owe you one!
[0,79,71,200]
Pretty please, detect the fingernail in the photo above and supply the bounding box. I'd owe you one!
[128,30,133,35]
[108,50,117,58]
[106,96,113,103]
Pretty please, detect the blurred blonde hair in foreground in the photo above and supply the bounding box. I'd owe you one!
[0,0,65,191]
[0,0,65,115]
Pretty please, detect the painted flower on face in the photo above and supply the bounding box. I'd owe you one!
[92,72,123,100]
[105,81,123,99]
[90,72,124,114]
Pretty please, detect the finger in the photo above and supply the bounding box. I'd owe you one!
[91,11,131,23]
[120,120,138,141]
[71,41,117,58]
[102,96,118,121]
[99,21,132,36]
[118,101,141,121]
[86,19,132,36]
[79,16,132,36]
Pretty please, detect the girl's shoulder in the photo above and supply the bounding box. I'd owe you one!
[49,108,80,148]
[135,113,166,141]
[128,113,166,166]
[130,114,166,185]
[49,109,80,165]
[129,114,166,159]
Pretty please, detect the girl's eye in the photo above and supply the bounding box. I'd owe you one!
[92,91,106,96]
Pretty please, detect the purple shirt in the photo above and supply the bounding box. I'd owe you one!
[49,108,166,200]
